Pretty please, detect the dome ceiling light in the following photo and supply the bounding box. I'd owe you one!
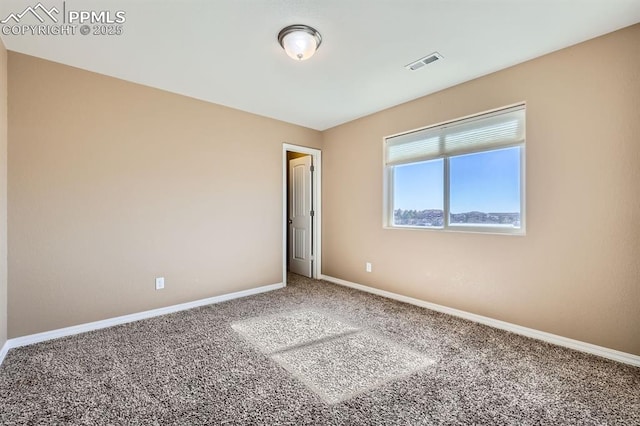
[278,25,322,61]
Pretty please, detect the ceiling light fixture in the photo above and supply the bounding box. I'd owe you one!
[278,25,322,61]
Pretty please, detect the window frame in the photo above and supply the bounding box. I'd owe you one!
[383,104,526,235]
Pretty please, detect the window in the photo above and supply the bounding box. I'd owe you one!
[384,104,525,234]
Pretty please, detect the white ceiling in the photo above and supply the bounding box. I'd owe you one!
[2,1,640,130]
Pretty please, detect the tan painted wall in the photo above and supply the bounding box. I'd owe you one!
[0,39,7,348]
[322,24,640,355]
[8,52,321,337]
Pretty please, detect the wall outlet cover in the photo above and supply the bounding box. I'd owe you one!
[155,277,165,290]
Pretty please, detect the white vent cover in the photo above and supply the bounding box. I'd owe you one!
[405,52,443,71]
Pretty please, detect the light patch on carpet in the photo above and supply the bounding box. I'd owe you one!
[272,331,434,404]
[233,310,434,404]
[231,310,359,354]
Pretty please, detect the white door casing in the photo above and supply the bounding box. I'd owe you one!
[282,143,321,285]
[288,156,313,277]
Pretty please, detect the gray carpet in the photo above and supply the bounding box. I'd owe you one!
[232,309,434,404]
[0,274,638,425]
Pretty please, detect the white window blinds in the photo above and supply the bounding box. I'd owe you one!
[385,105,525,166]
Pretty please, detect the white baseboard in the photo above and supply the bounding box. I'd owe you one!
[0,340,9,365]
[0,282,284,365]
[320,274,640,367]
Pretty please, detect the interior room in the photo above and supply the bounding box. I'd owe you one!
[0,1,638,424]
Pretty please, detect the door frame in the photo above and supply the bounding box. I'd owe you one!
[282,143,322,285]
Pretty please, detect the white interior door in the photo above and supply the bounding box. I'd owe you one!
[288,156,313,277]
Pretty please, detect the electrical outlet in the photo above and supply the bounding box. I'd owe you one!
[155,277,165,290]
[365,262,372,273]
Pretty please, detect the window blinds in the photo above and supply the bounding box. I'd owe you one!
[385,105,525,166]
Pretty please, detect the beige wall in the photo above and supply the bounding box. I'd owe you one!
[0,39,7,348]
[8,53,321,337]
[322,24,640,355]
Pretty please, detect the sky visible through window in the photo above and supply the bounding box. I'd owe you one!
[393,158,443,211]
[394,146,520,214]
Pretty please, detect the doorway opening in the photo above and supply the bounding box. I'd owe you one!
[282,143,321,285]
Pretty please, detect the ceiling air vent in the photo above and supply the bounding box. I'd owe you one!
[405,52,443,71]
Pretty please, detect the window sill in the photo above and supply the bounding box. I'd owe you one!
[383,224,526,236]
